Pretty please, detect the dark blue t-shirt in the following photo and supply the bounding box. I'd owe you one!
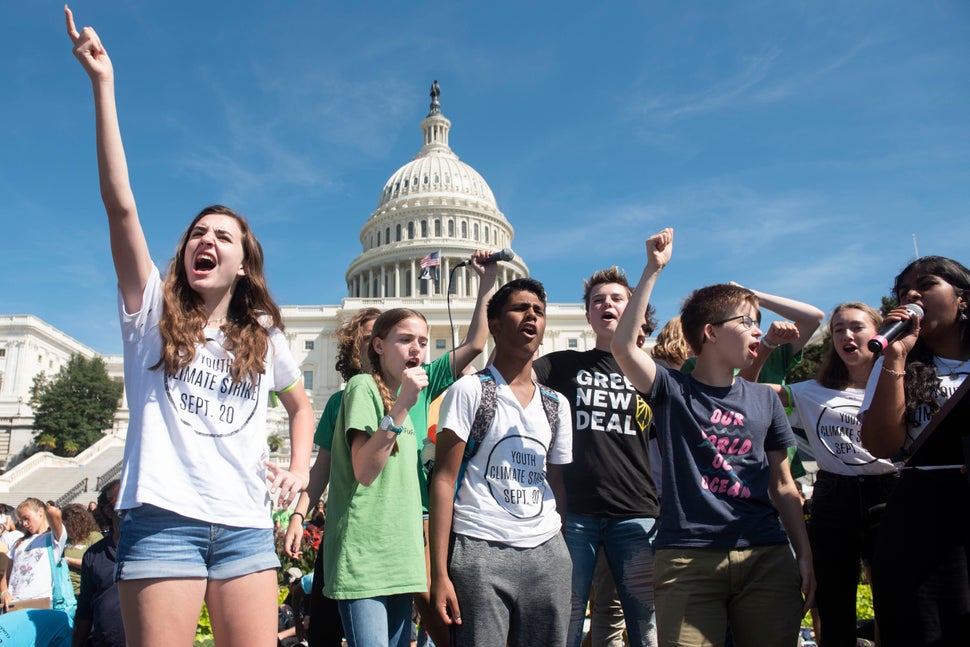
[650,367,795,550]
[76,535,125,647]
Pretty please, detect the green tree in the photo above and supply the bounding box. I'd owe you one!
[30,354,123,457]
[786,335,828,384]
[880,295,898,317]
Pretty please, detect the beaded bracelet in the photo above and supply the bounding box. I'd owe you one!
[881,365,905,378]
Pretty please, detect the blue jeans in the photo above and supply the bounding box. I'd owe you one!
[338,594,413,647]
[564,513,657,647]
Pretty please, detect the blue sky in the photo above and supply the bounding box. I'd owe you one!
[3,1,968,355]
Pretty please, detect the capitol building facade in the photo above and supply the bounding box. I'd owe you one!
[0,84,600,468]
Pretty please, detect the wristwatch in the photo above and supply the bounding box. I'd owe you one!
[380,415,405,435]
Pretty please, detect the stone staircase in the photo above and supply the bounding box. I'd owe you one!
[0,434,126,507]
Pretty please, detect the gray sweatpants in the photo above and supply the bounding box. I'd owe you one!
[449,532,571,647]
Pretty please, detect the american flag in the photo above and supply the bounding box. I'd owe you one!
[420,251,440,268]
[420,251,440,282]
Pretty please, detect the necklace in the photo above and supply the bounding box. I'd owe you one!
[207,315,228,327]
[936,355,969,376]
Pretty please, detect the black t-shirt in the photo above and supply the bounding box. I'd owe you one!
[533,349,659,517]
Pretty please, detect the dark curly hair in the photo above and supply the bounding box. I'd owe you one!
[892,256,970,428]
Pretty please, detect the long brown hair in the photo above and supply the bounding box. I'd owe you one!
[816,302,882,389]
[367,308,427,415]
[151,205,283,384]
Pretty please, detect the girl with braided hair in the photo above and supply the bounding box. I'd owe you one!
[324,308,430,647]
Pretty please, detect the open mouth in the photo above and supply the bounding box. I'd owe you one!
[194,252,216,272]
[748,342,761,356]
[843,343,859,354]
[405,358,421,369]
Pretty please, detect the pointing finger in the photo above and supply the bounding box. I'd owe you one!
[65,5,80,42]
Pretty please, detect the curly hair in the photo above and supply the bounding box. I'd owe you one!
[891,256,970,427]
[816,302,882,390]
[60,503,100,544]
[334,308,382,382]
[150,205,284,385]
[651,316,692,368]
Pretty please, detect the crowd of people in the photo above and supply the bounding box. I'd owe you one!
[1,7,968,647]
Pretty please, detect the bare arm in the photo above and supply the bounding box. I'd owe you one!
[430,428,464,627]
[612,229,674,395]
[283,447,331,559]
[67,7,152,311]
[350,368,428,486]
[449,250,500,376]
[767,448,815,614]
[738,321,801,382]
[264,383,314,509]
[746,287,824,353]
[0,559,11,610]
[860,307,919,457]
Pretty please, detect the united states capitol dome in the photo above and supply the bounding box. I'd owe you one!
[346,81,527,300]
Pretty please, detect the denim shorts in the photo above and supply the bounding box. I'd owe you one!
[116,504,280,581]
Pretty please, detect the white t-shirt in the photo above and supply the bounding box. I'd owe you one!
[860,356,970,455]
[118,266,301,528]
[9,526,67,602]
[788,380,896,476]
[439,367,572,548]
[1,529,24,553]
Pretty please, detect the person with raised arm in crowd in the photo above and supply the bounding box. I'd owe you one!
[612,229,814,647]
[66,8,314,645]
[431,278,573,647]
[285,251,498,646]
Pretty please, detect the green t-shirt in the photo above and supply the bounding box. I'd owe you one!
[323,374,425,599]
[314,353,457,509]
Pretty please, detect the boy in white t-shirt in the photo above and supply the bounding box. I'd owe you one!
[430,278,573,647]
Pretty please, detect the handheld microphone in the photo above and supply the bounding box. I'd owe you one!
[455,248,514,268]
[867,303,924,353]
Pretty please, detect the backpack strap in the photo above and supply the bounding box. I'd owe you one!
[454,369,497,497]
[454,370,562,498]
[537,384,560,452]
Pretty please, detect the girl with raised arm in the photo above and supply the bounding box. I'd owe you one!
[859,256,970,646]
[323,308,430,647]
[66,8,313,646]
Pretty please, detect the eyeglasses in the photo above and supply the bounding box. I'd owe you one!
[712,314,757,329]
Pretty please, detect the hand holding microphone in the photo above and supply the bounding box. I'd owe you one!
[455,248,514,268]
[868,303,924,353]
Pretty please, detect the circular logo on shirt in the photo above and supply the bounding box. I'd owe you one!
[815,403,878,465]
[484,435,549,519]
[164,338,261,437]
